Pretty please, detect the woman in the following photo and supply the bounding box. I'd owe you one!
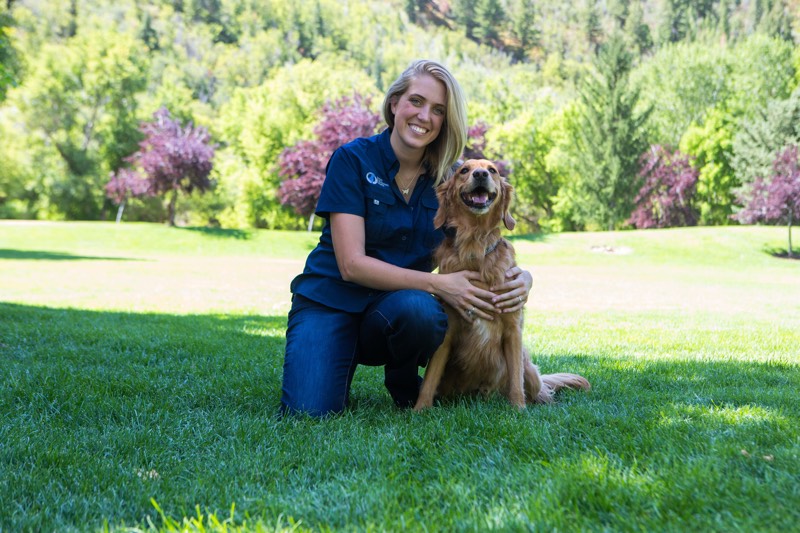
[281,59,532,416]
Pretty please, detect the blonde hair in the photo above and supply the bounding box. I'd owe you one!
[382,60,467,186]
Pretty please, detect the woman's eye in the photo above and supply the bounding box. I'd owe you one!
[433,107,445,116]
[410,97,421,105]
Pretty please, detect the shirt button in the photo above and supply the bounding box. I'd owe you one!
[402,236,407,241]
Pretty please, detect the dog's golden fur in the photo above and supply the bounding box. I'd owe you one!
[414,159,590,410]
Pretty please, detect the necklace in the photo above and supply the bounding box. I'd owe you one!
[396,160,424,197]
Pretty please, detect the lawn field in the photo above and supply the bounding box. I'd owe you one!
[1,221,799,532]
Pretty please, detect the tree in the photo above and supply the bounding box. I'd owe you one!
[104,168,152,223]
[277,95,380,230]
[571,34,652,230]
[628,145,699,229]
[735,144,800,257]
[732,87,800,193]
[14,29,148,219]
[112,108,216,226]
[679,109,738,225]
[0,8,19,102]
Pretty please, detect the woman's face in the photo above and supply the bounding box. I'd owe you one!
[390,73,447,155]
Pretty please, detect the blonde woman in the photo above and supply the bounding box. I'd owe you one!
[281,60,532,416]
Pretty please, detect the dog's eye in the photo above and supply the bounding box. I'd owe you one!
[459,167,470,174]
[489,167,497,174]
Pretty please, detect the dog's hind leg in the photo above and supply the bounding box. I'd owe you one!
[414,331,454,411]
[524,360,553,404]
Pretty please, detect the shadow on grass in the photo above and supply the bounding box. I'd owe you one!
[0,249,146,261]
[178,226,253,240]
[763,245,800,260]
[507,231,550,243]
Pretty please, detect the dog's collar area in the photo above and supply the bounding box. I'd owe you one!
[484,239,502,256]
[443,225,502,257]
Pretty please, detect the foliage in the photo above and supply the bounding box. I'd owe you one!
[0,9,20,102]
[10,27,148,220]
[277,95,380,223]
[679,109,738,225]
[1,0,799,229]
[628,145,699,229]
[732,86,800,192]
[569,34,652,230]
[490,107,570,230]
[735,144,800,256]
[112,108,216,226]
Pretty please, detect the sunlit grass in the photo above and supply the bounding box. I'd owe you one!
[1,221,799,531]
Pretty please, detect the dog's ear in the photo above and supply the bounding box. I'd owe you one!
[501,177,516,231]
[434,177,454,229]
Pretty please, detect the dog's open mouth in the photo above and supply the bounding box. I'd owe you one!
[461,187,497,209]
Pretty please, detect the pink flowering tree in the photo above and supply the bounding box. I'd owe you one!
[735,144,800,257]
[463,121,509,177]
[278,95,380,230]
[105,168,153,223]
[107,107,216,226]
[628,145,699,229]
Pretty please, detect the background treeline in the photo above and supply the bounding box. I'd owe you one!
[0,0,798,232]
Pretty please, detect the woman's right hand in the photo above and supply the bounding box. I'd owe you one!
[435,270,497,322]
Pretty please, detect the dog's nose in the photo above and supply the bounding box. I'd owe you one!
[473,169,489,181]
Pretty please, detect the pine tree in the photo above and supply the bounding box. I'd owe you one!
[573,34,652,230]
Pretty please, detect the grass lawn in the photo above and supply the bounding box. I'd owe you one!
[1,220,799,532]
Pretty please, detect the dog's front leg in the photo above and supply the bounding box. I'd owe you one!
[414,331,453,411]
[503,331,526,408]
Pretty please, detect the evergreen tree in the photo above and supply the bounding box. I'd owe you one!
[583,0,603,54]
[507,0,539,61]
[624,1,653,55]
[572,34,652,230]
[453,0,479,40]
[474,0,505,43]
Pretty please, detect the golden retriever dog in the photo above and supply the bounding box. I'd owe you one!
[414,159,590,410]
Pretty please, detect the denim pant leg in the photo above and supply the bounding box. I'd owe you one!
[359,290,448,408]
[281,295,360,417]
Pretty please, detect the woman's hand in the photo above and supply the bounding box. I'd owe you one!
[490,267,533,313]
[435,270,498,323]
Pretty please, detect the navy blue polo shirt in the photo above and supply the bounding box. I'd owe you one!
[290,128,444,312]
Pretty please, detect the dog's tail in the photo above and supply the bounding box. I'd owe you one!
[537,373,591,403]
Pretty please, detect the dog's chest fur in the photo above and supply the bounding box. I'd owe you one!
[436,231,523,394]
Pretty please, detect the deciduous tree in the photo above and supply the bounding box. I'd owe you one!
[735,144,800,257]
[277,95,380,230]
[112,107,216,226]
[629,145,699,229]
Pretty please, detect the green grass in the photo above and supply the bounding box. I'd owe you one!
[1,221,799,532]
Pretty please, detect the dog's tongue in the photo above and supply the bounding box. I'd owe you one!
[469,191,490,206]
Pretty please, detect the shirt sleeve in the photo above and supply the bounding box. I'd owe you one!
[315,147,365,220]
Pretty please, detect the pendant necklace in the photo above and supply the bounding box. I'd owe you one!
[397,160,424,198]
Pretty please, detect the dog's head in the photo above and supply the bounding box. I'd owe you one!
[435,159,515,231]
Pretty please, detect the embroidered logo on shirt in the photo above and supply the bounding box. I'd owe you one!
[366,172,389,188]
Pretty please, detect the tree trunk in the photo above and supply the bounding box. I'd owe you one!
[168,189,178,226]
[307,213,316,232]
[115,201,125,224]
[789,212,794,258]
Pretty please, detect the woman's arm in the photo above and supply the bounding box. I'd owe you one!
[331,213,499,321]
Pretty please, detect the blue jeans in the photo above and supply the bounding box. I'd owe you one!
[281,290,448,417]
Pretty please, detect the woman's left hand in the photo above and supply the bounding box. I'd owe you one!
[490,267,533,313]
